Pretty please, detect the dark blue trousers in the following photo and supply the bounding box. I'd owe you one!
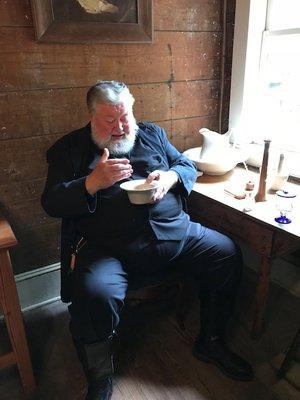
[68,222,242,344]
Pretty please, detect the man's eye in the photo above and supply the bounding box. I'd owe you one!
[105,120,114,124]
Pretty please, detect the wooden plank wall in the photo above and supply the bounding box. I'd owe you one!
[0,0,235,274]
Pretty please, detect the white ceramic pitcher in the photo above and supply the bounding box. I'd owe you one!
[199,128,232,161]
[197,128,248,175]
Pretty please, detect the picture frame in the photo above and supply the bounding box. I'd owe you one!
[30,0,153,44]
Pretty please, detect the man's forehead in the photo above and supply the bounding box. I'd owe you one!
[96,103,130,115]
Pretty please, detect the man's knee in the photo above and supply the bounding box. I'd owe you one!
[69,270,127,342]
[217,233,240,259]
[72,271,126,305]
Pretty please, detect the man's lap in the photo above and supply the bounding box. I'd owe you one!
[73,221,238,291]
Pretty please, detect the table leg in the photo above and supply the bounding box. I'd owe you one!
[252,255,271,340]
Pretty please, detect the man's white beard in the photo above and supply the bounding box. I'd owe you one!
[91,120,138,156]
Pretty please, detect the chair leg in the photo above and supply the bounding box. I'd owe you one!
[175,280,194,331]
[277,328,300,379]
[0,250,36,395]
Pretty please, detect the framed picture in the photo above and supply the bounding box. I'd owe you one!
[30,0,153,44]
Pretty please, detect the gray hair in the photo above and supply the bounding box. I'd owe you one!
[87,80,135,113]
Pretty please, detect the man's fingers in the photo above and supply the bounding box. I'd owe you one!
[95,161,132,173]
[106,158,130,165]
[97,155,130,168]
[109,164,133,172]
[146,170,160,183]
[111,170,132,182]
[117,170,132,178]
[100,147,109,162]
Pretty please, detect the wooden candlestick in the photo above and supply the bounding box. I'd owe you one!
[255,139,271,202]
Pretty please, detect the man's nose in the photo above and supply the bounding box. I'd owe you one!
[114,120,123,132]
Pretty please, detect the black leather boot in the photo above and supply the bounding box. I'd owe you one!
[193,295,254,381]
[73,338,114,400]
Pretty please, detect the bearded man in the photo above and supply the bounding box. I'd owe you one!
[41,81,253,400]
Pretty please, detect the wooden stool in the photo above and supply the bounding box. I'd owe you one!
[0,218,36,395]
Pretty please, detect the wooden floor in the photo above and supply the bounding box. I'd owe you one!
[0,267,299,400]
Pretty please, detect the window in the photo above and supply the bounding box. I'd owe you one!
[229,0,300,177]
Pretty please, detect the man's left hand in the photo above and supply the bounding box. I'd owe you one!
[146,170,178,202]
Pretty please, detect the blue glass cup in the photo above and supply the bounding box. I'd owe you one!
[274,190,296,224]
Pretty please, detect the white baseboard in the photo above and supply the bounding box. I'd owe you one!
[14,263,62,313]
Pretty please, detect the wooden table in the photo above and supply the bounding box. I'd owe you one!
[187,167,300,339]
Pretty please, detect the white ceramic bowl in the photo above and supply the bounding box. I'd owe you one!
[120,179,159,204]
[183,146,248,175]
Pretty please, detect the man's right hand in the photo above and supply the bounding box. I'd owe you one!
[85,148,133,195]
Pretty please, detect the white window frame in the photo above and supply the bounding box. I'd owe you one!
[229,0,300,178]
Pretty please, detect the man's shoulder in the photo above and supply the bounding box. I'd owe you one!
[138,121,162,134]
[47,124,90,157]
[137,122,166,143]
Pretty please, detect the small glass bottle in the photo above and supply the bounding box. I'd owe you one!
[270,153,289,191]
[243,180,255,212]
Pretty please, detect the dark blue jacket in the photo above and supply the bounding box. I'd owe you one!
[41,122,197,302]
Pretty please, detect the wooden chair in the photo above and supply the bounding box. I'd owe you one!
[126,275,193,331]
[0,218,36,395]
